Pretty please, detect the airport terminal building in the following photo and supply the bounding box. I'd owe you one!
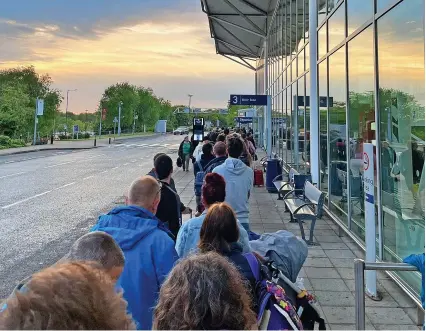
[202,0,424,303]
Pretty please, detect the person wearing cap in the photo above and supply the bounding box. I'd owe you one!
[92,176,178,329]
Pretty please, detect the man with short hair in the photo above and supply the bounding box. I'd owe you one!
[155,154,191,238]
[92,176,178,329]
[147,153,176,191]
[213,135,253,232]
[204,141,228,174]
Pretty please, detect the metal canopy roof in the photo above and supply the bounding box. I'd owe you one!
[201,0,327,70]
[201,0,278,70]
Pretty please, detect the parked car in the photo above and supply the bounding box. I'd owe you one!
[173,126,189,135]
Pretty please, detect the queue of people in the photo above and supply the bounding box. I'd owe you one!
[0,127,264,330]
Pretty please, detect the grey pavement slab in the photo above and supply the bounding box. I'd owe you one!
[315,291,356,307]
[304,267,341,279]
[310,278,350,292]
[365,307,415,325]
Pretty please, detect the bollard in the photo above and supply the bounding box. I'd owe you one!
[108,137,111,144]
[50,135,54,145]
[94,137,97,147]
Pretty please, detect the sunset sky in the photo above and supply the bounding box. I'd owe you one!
[0,0,423,114]
[0,0,254,113]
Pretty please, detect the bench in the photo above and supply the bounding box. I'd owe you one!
[283,181,325,245]
[272,167,299,200]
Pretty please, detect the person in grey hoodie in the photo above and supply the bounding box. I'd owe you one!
[213,134,254,231]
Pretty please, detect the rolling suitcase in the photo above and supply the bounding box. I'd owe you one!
[254,169,264,187]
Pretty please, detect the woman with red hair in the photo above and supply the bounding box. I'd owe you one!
[175,173,250,258]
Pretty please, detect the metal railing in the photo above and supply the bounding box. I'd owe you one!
[354,259,419,330]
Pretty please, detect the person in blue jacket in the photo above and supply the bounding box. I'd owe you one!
[91,175,179,330]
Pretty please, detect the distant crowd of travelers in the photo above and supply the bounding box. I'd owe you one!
[0,127,269,330]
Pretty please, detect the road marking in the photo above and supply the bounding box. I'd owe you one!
[112,166,119,170]
[55,182,76,189]
[137,144,148,147]
[2,190,52,209]
[100,170,108,174]
[45,161,73,168]
[123,163,129,166]
[5,160,15,164]
[83,175,94,180]
[149,144,160,147]
[131,160,137,163]
[0,171,27,179]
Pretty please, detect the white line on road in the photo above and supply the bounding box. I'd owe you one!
[83,175,94,180]
[137,144,148,147]
[131,160,137,163]
[112,166,119,170]
[2,190,52,209]
[100,170,108,174]
[55,182,76,189]
[149,144,160,147]
[123,163,129,166]
[4,160,15,164]
[45,161,73,168]
[0,171,27,179]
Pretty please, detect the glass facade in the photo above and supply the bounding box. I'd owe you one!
[257,0,425,301]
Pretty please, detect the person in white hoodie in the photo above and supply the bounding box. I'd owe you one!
[193,136,210,162]
[213,134,254,232]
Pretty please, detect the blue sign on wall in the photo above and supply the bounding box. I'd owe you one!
[230,94,268,106]
[234,117,253,124]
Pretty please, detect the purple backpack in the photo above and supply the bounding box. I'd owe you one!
[244,253,304,330]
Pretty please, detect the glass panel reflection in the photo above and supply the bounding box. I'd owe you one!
[328,47,347,217]
[319,59,328,196]
[328,3,345,51]
[377,0,424,297]
[318,24,327,59]
[347,26,374,241]
[347,0,373,35]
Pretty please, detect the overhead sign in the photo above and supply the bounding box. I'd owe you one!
[73,125,79,133]
[36,99,44,116]
[230,94,268,106]
[235,117,253,124]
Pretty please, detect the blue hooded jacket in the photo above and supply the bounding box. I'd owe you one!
[91,205,178,330]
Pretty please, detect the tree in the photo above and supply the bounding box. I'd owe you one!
[0,66,63,138]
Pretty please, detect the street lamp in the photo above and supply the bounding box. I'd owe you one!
[65,89,77,135]
[85,109,88,132]
[188,94,193,113]
[118,101,123,136]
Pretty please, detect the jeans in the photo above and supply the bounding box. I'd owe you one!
[240,222,251,232]
[183,154,190,170]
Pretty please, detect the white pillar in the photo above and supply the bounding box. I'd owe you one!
[309,0,319,185]
[264,40,271,155]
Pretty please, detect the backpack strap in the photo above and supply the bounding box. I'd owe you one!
[163,183,182,226]
[244,252,261,282]
[196,160,203,172]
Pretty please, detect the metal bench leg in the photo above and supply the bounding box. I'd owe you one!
[290,213,298,223]
[306,218,319,246]
[277,192,283,200]
[297,218,306,241]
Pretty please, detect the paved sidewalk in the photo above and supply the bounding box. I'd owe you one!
[0,134,157,156]
[171,164,421,330]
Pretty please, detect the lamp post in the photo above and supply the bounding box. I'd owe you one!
[188,94,193,113]
[85,110,88,132]
[118,101,123,136]
[65,89,77,136]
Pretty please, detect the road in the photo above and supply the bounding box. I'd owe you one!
[0,134,185,297]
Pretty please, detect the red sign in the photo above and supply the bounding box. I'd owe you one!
[102,108,107,120]
[363,151,369,171]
